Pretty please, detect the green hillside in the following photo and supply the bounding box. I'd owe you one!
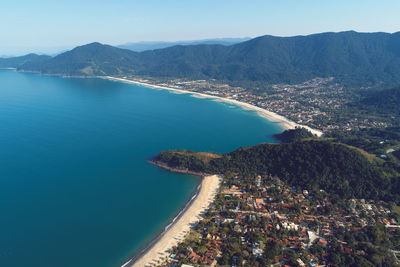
[155,140,400,202]
[0,54,50,68]
[19,42,140,76]
[359,87,400,115]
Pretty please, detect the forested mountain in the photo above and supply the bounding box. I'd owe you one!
[118,37,250,52]
[0,54,50,68]
[4,31,400,87]
[18,43,140,76]
[154,140,400,202]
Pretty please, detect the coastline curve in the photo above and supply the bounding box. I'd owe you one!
[103,76,323,137]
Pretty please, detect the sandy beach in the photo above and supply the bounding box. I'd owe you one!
[104,76,323,136]
[125,175,221,267]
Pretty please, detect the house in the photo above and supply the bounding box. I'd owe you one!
[318,238,328,247]
[255,198,264,204]
[188,252,201,263]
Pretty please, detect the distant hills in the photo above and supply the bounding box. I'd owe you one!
[2,31,400,88]
[0,54,50,68]
[117,37,251,52]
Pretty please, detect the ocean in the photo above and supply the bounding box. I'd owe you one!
[0,69,282,267]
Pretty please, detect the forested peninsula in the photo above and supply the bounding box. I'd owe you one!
[150,131,400,266]
[153,137,400,203]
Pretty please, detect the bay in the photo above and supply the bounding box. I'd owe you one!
[0,70,282,267]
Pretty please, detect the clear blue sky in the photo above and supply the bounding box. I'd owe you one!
[1,0,399,55]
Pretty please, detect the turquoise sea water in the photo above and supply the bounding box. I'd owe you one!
[0,69,282,267]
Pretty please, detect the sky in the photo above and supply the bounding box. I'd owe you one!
[1,0,399,55]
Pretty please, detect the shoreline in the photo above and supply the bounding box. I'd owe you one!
[6,68,322,136]
[122,176,202,267]
[103,76,323,137]
[124,174,222,267]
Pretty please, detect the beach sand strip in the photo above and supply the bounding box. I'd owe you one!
[127,175,222,267]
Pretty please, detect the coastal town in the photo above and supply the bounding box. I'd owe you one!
[154,174,400,267]
[114,75,393,132]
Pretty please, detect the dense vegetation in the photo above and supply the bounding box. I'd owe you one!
[211,141,396,200]
[327,127,400,155]
[0,53,50,68]
[342,86,400,124]
[273,127,315,143]
[393,151,400,163]
[18,43,140,76]
[357,87,400,116]
[1,31,399,88]
[155,140,400,202]
[154,150,220,173]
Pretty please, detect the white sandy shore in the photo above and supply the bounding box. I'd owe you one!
[103,76,323,136]
[127,175,221,267]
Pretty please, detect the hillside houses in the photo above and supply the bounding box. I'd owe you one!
[160,174,400,266]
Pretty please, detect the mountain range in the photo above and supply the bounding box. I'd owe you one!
[2,31,400,88]
[117,37,251,52]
